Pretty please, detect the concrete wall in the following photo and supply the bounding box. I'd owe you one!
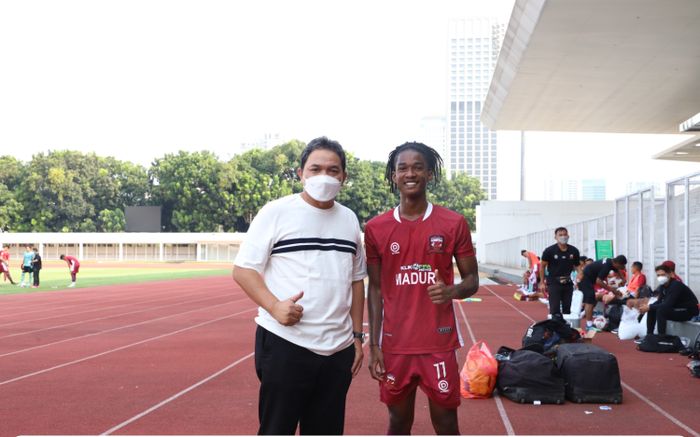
[476,200,614,263]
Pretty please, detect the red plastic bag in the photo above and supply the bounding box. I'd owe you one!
[460,341,498,399]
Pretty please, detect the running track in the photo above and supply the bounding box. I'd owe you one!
[0,277,698,436]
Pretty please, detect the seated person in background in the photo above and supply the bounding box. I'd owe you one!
[573,256,588,290]
[638,264,699,336]
[661,260,683,284]
[626,261,647,298]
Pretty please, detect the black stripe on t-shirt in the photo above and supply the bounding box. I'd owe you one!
[272,237,357,250]
[270,244,357,255]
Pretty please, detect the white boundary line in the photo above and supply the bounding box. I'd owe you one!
[0,307,257,386]
[483,284,699,437]
[0,291,226,339]
[0,284,210,327]
[0,298,249,358]
[456,299,515,436]
[101,352,256,435]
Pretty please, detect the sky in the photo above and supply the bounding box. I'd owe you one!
[0,0,697,200]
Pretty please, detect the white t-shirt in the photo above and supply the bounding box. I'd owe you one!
[234,194,367,356]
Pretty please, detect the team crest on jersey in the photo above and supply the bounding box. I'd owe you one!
[428,235,445,253]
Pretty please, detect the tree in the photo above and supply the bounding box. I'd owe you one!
[336,156,396,228]
[222,141,305,231]
[429,172,486,230]
[98,209,126,232]
[149,151,227,232]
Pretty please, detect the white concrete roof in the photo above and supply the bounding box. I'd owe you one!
[483,0,700,150]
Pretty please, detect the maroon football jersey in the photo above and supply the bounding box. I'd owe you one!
[365,203,475,354]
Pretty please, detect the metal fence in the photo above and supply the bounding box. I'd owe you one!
[616,172,700,295]
[484,215,614,270]
[485,170,700,296]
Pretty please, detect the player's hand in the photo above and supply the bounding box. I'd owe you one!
[427,270,454,304]
[351,339,364,377]
[270,291,304,326]
[538,282,546,293]
[368,345,385,382]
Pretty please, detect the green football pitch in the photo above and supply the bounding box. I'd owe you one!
[0,264,231,295]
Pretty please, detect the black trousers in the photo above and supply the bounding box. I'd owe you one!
[547,280,574,317]
[33,269,40,286]
[254,326,354,435]
[646,305,700,335]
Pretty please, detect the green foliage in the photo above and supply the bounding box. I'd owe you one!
[99,209,126,232]
[149,151,225,232]
[429,172,486,229]
[0,143,484,233]
[336,155,397,228]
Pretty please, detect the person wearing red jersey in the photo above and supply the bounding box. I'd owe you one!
[0,246,12,283]
[365,142,479,435]
[0,257,16,285]
[60,254,80,288]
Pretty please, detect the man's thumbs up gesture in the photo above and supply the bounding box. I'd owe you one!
[427,269,454,304]
[270,291,305,326]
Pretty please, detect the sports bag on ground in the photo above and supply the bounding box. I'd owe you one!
[496,349,565,404]
[522,319,581,354]
[637,334,683,353]
[554,343,622,404]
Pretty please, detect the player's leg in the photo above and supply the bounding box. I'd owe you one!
[387,388,417,435]
[561,283,574,315]
[418,351,461,435]
[548,282,563,318]
[578,278,596,330]
[299,344,354,435]
[380,352,419,435]
[427,400,459,435]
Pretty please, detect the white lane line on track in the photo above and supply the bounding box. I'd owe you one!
[0,283,207,320]
[0,306,257,386]
[0,292,228,340]
[0,298,250,358]
[101,351,256,435]
[620,382,699,437]
[482,284,699,437]
[456,298,515,436]
[102,328,371,434]
[0,285,213,327]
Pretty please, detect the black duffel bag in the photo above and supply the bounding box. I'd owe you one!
[638,334,683,353]
[555,343,623,404]
[496,349,565,404]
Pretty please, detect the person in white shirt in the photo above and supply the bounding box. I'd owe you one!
[233,136,367,435]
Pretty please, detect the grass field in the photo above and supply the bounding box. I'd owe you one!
[0,263,231,295]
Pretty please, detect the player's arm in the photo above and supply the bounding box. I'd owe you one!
[232,266,304,327]
[538,258,549,292]
[349,279,365,377]
[367,263,385,381]
[427,255,479,303]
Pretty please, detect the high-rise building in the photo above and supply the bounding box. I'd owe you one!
[447,18,505,199]
[581,179,607,200]
[418,116,447,158]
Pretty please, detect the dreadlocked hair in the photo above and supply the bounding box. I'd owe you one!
[385,142,443,193]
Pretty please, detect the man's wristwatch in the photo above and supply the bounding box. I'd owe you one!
[352,331,365,341]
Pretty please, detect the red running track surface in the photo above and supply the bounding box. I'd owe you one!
[0,278,698,436]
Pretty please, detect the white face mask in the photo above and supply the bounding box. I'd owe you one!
[657,275,669,285]
[303,174,342,202]
[557,236,569,245]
